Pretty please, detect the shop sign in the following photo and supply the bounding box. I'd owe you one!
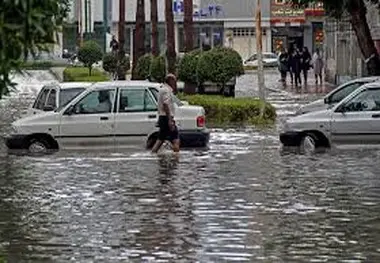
[173,0,224,18]
[271,8,305,17]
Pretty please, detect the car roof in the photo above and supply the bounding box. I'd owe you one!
[346,76,380,83]
[359,81,380,89]
[58,82,94,89]
[91,80,163,89]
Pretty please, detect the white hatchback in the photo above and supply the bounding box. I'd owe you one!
[26,82,93,116]
[296,76,380,115]
[5,81,210,154]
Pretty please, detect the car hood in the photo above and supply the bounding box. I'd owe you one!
[13,111,59,127]
[296,99,326,115]
[284,109,332,132]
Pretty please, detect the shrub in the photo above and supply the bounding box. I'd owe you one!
[63,67,109,82]
[177,94,276,126]
[77,40,103,75]
[102,52,118,75]
[197,47,244,85]
[150,55,166,83]
[178,49,202,84]
[134,54,153,80]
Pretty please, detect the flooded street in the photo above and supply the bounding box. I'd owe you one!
[0,71,380,262]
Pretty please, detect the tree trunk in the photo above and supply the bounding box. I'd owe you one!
[150,0,159,56]
[165,0,177,74]
[132,0,146,79]
[117,0,126,80]
[349,0,380,76]
[183,0,194,52]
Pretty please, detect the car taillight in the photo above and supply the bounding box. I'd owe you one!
[197,115,205,127]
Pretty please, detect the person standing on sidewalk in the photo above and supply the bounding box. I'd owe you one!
[301,47,312,86]
[312,48,324,85]
[151,74,180,153]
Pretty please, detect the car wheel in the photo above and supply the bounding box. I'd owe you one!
[300,133,318,154]
[28,138,50,155]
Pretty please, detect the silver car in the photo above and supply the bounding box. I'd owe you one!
[281,82,380,151]
[296,77,380,115]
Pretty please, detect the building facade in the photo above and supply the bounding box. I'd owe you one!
[324,2,380,84]
[270,0,324,53]
[63,0,272,60]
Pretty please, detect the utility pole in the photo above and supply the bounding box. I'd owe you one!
[103,0,108,53]
[118,0,126,80]
[255,0,266,114]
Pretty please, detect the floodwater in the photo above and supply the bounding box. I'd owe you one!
[0,70,379,262]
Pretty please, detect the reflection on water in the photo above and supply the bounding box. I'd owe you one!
[0,71,379,262]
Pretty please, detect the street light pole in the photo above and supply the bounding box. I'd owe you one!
[255,0,266,105]
[103,0,108,53]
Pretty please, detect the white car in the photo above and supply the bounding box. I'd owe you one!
[280,82,380,150]
[5,81,210,154]
[27,82,93,116]
[296,76,380,115]
[244,52,278,67]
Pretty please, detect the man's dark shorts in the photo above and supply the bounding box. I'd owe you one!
[158,115,179,142]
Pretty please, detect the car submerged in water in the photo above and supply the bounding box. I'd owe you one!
[280,82,380,152]
[296,76,380,115]
[5,81,210,154]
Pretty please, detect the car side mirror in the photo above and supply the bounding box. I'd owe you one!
[43,105,55,111]
[335,104,348,113]
[64,105,75,115]
[324,97,329,104]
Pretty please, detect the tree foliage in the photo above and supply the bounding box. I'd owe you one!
[0,0,70,98]
[78,41,103,76]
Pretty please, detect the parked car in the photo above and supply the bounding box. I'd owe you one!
[296,77,380,115]
[244,52,278,68]
[280,82,380,151]
[26,82,93,116]
[5,81,210,154]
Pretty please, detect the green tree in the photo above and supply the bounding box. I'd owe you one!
[77,40,103,76]
[289,0,380,76]
[0,0,70,99]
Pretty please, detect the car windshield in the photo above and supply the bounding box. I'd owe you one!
[55,88,86,112]
[60,88,86,107]
[328,82,366,104]
[263,54,277,59]
[149,87,183,106]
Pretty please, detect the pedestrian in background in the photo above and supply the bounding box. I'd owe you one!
[301,47,312,85]
[312,48,324,85]
[278,47,289,85]
[110,35,119,54]
[289,47,302,87]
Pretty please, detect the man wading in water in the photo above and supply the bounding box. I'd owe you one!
[151,74,180,153]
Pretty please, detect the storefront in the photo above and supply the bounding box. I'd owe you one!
[270,1,306,52]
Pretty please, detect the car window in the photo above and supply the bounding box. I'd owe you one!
[46,89,57,108]
[329,82,365,104]
[343,88,380,112]
[60,88,86,107]
[119,88,157,112]
[149,87,183,106]
[263,54,277,59]
[34,88,50,110]
[73,89,116,114]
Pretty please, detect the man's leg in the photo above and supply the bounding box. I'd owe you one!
[172,139,180,152]
[152,139,164,153]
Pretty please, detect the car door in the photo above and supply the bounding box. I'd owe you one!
[58,88,117,150]
[114,87,158,148]
[331,88,380,145]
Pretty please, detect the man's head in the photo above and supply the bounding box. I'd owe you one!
[164,74,177,93]
[98,90,110,103]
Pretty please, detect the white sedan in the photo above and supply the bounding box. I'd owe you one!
[6,81,210,154]
[244,52,278,67]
